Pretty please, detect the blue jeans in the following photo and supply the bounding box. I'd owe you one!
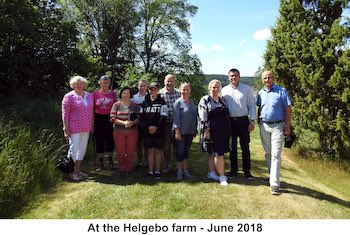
[175,134,194,162]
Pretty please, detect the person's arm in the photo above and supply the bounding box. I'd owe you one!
[62,94,71,139]
[284,106,292,136]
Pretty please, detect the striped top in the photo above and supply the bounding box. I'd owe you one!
[110,101,140,131]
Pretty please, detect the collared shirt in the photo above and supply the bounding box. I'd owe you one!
[131,92,147,105]
[159,87,181,123]
[221,82,256,121]
[256,84,292,122]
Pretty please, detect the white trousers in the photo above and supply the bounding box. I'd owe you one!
[68,132,90,161]
[259,122,284,187]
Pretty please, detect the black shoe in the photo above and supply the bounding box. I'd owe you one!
[226,171,237,178]
[154,172,161,180]
[244,172,254,180]
[260,177,269,182]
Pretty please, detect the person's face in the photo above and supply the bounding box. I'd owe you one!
[121,89,131,100]
[149,87,159,96]
[164,76,175,91]
[138,81,147,93]
[261,71,274,89]
[180,85,191,97]
[228,71,240,87]
[73,81,85,91]
[210,82,220,96]
[100,80,110,90]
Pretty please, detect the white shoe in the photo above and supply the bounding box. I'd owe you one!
[207,171,220,181]
[219,175,228,186]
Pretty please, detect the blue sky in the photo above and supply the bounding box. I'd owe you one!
[188,0,280,76]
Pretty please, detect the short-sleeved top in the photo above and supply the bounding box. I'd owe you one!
[257,84,292,122]
[172,98,198,135]
[93,89,117,115]
[159,88,181,124]
[61,91,94,134]
[110,101,139,131]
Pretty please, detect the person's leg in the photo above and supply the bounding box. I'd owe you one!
[229,119,239,175]
[259,123,272,173]
[125,130,138,173]
[162,123,172,171]
[105,118,115,168]
[269,123,284,188]
[75,132,90,178]
[214,155,225,177]
[182,135,193,177]
[114,131,126,173]
[175,136,185,177]
[239,119,252,177]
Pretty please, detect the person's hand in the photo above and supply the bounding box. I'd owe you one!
[204,129,210,140]
[284,126,291,136]
[175,130,182,141]
[248,122,255,132]
[63,129,70,139]
[148,126,157,134]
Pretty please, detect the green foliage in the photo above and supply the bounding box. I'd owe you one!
[0,0,90,98]
[0,96,65,218]
[264,0,350,159]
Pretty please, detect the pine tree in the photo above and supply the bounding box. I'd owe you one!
[264,0,350,159]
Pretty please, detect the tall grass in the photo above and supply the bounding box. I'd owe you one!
[0,97,64,218]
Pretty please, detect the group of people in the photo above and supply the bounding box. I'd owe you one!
[61,69,292,195]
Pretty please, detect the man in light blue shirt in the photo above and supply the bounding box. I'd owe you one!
[257,70,292,195]
[222,68,256,179]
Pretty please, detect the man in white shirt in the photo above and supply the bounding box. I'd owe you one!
[222,68,256,179]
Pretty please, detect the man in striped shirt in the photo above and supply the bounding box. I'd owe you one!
[159,74,181,173]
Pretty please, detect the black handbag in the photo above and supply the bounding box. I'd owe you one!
[56,153,74,173]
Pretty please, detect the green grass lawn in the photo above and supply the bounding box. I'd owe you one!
[18,129,350,219]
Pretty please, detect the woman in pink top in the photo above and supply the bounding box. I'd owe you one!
[93,75,117,171]
[110,86,140,176]
[62,75,94,181]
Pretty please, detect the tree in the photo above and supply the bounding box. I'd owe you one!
[0,0,87,97]
[133,0,198,74]
[264,0,350,159]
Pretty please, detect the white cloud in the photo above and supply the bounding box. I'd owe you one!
[190,44,205,54]
[253,28,271,40]
[210,44,224,51]
[240,38,247,46]
[243,50,257,57]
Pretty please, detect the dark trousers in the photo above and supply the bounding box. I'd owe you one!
[229,117,251,174]
[94,114,114,153]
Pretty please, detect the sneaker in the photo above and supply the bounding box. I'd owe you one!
[271,186,281,195]
[148,171,154,176]
[244,172,254,180]
[226,171,237,178]
[162,165,172,173]
[183,169,191,178]
[207,171,220,181]
[78,172,88,178]
[176,171,183,180]
[70,172,83,182]
[219,175,228,186]
[154,172,161,180]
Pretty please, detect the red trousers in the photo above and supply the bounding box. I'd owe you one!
[113,129,138,172]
